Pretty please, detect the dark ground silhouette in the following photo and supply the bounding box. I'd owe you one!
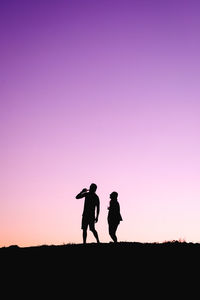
[1,241,200,272]
[1,241,199,297]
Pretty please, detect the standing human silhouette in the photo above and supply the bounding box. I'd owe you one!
[107,191,122,243]
[76,183,100,244]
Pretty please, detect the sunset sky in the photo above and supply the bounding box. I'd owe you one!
[1,0,200,247]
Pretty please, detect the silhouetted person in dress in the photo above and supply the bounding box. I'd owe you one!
[107,191,122,243]
[76,183,100,244]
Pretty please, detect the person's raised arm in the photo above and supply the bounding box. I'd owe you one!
[76,188,88,199]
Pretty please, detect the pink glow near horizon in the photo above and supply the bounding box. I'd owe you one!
[1,0,200,246]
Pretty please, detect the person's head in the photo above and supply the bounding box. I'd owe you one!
[89,183,97,193]
[110,191,118,200]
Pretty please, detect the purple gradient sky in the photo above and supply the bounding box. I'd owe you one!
[1,0,200,246]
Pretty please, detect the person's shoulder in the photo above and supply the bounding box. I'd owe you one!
[115,201,120,207]
[95,193,100,200]
[84,192,89,198]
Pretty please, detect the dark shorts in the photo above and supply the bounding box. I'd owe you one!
[81,215,95,231]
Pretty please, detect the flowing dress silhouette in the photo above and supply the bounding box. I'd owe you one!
[107,192,122,242]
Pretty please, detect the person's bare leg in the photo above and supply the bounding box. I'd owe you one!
[109,223,118,243]
[83,229,87,244]
[111,232,117,243]
[91,229,100,243]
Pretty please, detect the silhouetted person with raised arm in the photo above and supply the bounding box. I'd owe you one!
[107,191,122,243]
[76,183,100,244]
